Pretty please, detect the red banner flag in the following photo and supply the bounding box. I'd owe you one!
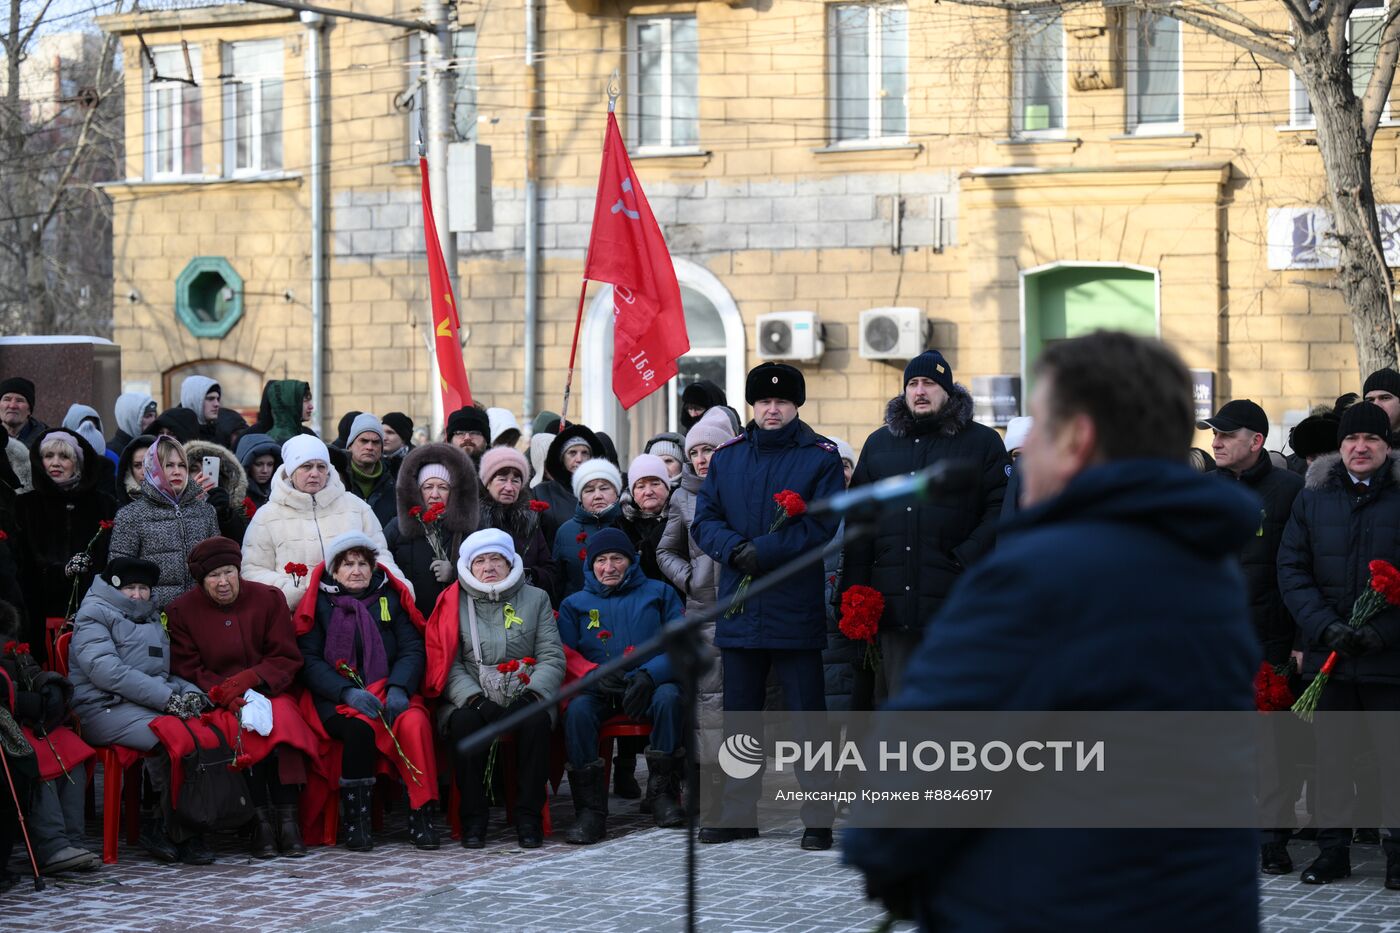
[583,113,689,409]
[419,156,473,412]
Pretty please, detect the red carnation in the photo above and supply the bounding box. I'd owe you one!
[234,754,254,769]
[520,656,537,666]
[517,672,531,685]
[773,490,807,519]
[576,532,588,543]
[506,659,521,673]
[284,562,309,582]
[98,519,115,531]
[15,643,29,656]
[409,505,423,518]
[422,502,446,524]
[241,496,257,518]
[496,662,511,674]
[1254,662,1295,712]
[529,500,549,512]
[2,641,15,654]
[578,548,587,561]
[624,645,635,655]
[0,529,8,541]
[1369,559,1400,606]
[597,630,612,641]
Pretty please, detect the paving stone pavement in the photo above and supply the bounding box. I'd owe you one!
[5,787,1399,932]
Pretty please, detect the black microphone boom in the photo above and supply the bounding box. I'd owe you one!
[804,458,979,518]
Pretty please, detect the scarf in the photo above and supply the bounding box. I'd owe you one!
[349,459,382,498]
[143,436,186,507]
[754,417,801,453]
[323,586,389,685]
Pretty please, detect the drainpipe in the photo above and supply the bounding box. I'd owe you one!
[521,0,539,425]
[302,11,326,434]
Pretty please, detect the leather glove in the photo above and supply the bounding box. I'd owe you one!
[1320,622,1360,657]
[384,686,410,725]
[597,670,627,699]
[64,552,92,578]
[431,559,455,583]
[471,695,504,722]
[622,669,656,721]
[1353,623,1387,656]
[205,486,230,514]
[209,670,261,708]
[506,691,540,713]
[342,687,384,720]
[730,542,760,576]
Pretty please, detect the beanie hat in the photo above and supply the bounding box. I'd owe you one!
[572,457,623,499]
[1363,368,1400,399]
[0,376,35,409]
[685,407,735,456]
[627,453,669,490]
[560,435,592,455]
[532,410,561,435]
[347,412,384,444]
[480,446,529,486]
[1003,416,1033,453]
[487,407,521,445]
[829,436,856,467]
[105,556,160,589]
[39,430,84,465]
[417,463,452,487]
[586,527,636,566]
[1289,414,1341,459]
[904,350,955,395]
[282,434,331,475]
[381,412,414,444]
[446,406,490,438]
[459,528,516,567]
[325,530,378,569]
[745,362,805,407]
[187,536,242,582]
[644,434,685,466]
[1337,401,1391,445]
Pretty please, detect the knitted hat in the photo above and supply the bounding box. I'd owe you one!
[903,350,954,395]
[459,528,516,567]
[829,436,856,467]
[39,430,83,465]
[1337,401,1391,444]
[417,462,452,487]
[480,446,529,486]
[446,406,490,438]
[0,377,34,409]
[1003,416,1033,453]
[282,434,331,475]
[325,530,378,568]
[1363,367,1400,398]
[381,412,413,444]
[487,407,521,445]
[105,556,160,589]
[586,527,636,566]
[187,536,242,582]
[684,407,735,456]
[560,434,592,455]
[644,433,685,466]
[627,453,669,490]
[347,412,383,444]
[745,362,805,407]
[572,457,623,499]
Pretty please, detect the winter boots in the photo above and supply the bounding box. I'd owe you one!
[276,804,306,857]
[644,749,685,828]
[138,812,179,863]
[614,754,641,800]
[339,778,375,852]
[249,806,278,859]
[408,805,441,850]
[565,760,608,845]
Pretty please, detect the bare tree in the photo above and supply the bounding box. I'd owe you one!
[0,0,124,337]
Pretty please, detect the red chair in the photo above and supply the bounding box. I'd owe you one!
[44,616,68,672]
[55,631,145,864]
[598,715,651,792]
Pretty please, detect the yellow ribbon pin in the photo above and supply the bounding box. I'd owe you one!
[159,612,168,633]
[380,597,391,622]
[588,609,600,630]
[504,603,522,629]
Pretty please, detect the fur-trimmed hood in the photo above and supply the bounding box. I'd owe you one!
[1304,450,1400,490]
[394,442,479,539]
[28,428,104,496]
[5,436,31,492]
[884,383,975,439]
[116,434,155,502]
[544,424,606,483]
[184,439,248,504]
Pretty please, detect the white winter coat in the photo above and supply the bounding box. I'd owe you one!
[241,464,413,608]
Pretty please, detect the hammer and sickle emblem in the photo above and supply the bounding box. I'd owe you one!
[610,178,641,220]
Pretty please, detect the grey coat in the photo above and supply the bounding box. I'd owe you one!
[69,577,200,749]
[656,470,725,758]
[441,557,564,727]
[109,477,220,609]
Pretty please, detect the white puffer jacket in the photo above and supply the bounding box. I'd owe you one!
[241,464,413,608]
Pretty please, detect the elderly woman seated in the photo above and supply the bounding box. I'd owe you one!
[165,536,316,859]
[557,529,686,845]
[295,532,440,852]
[438,529,563,849]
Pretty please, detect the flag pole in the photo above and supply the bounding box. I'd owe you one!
[559,70,621,430]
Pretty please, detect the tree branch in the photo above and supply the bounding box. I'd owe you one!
[1363,6,1400,140]
[15,0,58,57]
[35,29,118,236]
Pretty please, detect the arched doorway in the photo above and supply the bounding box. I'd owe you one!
[581,259,745,461]
[163,359,264,423]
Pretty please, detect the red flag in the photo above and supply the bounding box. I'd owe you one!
[583,113,689,409]
[419,156,473,412]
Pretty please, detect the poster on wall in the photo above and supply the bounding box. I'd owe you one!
[1191,370,1215,421]
[971,375,1022,427]
[1267,205,1400,270]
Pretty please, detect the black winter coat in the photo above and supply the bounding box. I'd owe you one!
[477,496,560,606]
[531,424,607,542]
[385,443,479,618]
[619,496,679,594]
[1278,452,1400,683]
[842,387,1009,633]
[1216,453,1302,665]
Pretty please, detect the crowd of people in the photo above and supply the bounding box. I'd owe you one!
[0,340,1394,920]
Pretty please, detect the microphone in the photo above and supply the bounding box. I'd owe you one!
[806,459,980,518]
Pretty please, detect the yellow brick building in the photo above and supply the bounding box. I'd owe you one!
[97,0,1399,458]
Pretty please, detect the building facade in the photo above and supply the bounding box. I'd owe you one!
[97,0,1399,455]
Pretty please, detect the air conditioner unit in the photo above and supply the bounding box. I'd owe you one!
[756,311,824,362]
[859,307,929,360]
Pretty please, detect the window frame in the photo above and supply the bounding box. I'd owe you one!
[1125,8,1185,136]
[143,44,204,180]
[1011,10,1068,138]
[626,13,700,154]
[827,2,909,146]
[1289,0,1391,129]
[221,39,284,178]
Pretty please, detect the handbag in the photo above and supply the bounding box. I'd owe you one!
[466,597,514,705]
[173,718,254,833]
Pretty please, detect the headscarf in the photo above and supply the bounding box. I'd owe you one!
[265,379,310,443]
[143,435,188,507]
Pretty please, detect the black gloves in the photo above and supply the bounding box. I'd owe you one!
[1320,622,1359,657]
[385,686,410,725]
[730,542,760,576]
[597,671,627,699]
[471,696,504,722]
[623,670,656,721]
[342,687,384,719]
[205,486,230,514]
[1352,623,1387,657]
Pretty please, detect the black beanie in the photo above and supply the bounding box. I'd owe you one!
[1364,367,1400,399]
[745,363,805,407]
[903,350,955,395]
[381,411,414,443]
[446,406,490,438]
[1337,401,1391,445]
[1289,414,1340,459]
[105,557,160,589]
[0,376,35,409]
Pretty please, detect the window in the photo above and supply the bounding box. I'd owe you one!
[828,3,908,143]
[144,44,203,178]
[1291,0,1388,127]
[175,256,244,339]
[406,29,477,158]
[628,15,699,151]
[1013,11,1065,135]
[222,40,283,176]
[1126,10,1182,134]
